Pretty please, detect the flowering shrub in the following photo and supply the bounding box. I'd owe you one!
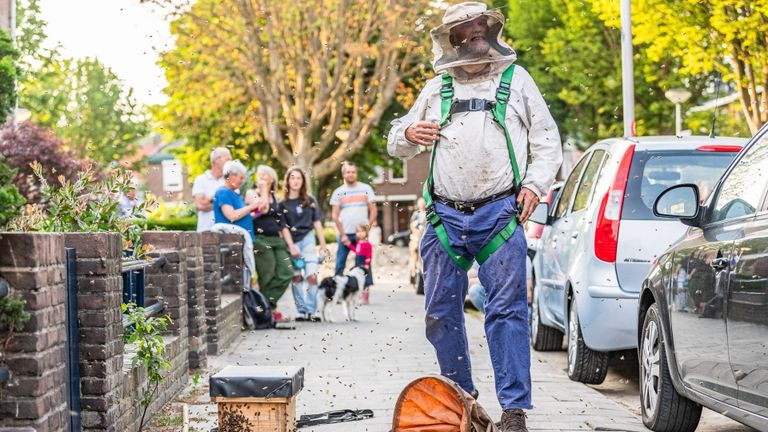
[9,162,156,257]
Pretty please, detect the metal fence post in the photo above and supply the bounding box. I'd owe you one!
[64,247,82,432]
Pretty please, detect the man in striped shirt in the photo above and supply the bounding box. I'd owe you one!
[330,162,377,298]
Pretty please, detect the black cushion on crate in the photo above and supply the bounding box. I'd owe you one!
[210,366,305,398]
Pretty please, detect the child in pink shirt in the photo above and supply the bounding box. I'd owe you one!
[346,224,373,304]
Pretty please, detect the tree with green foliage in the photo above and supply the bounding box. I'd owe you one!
[15,0,49,72]
[590,0,768,134]
[150,0,432,185]
[506,0,717,146]
[0,159,25,228]
[21,57,151,166]
[0,30,18,122]
[15,0,150,167]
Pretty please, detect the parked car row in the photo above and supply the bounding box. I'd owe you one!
[529,130,768,431]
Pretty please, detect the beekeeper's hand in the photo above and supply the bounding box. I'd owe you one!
[517,187,540,224]
[405,121,440,147]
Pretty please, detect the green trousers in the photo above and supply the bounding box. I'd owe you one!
[253,235,294,308]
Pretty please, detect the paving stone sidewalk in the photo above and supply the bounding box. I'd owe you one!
[182,248,647,432]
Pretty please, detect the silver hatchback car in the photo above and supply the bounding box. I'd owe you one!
[529,136,748,384]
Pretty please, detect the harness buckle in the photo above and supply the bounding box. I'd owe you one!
[440,83,454,99]
[469,98,486,111]
[452,201,474,213]
[426,205,442,226]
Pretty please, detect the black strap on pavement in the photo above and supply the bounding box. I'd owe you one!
[296,409,374,428]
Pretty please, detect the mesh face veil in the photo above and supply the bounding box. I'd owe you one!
[430,2,517,82]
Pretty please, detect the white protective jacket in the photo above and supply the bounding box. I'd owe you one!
[388,2,562,201]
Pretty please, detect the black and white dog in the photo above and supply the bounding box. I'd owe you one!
[317,266,368,322]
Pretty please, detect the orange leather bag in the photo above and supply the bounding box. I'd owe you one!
[392,375,498,432]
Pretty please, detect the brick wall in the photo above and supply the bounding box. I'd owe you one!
[202,232,224,354]
[218,294,242,355]
[201,232,243,355]
[142,232,189,337]
[219,234,244,294]
[183,232,207,370]
[63,233,124,431]
[0,231,243,431]
[0,233,69,432]
[111,231,192,432]
[119,334,186,432]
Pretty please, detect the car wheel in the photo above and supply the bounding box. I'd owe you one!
[530,284,563,351]
[640,303,702,431]
[567,300,609,384]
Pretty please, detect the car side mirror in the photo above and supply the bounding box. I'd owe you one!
[653,184,701,226]
[528,202,549,225]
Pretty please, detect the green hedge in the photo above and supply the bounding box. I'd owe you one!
[143,216,197,232]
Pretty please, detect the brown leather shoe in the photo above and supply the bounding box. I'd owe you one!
[499,409,528,432]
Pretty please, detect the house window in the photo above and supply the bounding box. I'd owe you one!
[161,160,184,192]
[389,159,407,183]
[371,166,385,185]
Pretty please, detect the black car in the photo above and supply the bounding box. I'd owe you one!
[638,125,768,432]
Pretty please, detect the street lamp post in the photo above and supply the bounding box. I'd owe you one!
[665,89,692,136]
[620,0,635,137]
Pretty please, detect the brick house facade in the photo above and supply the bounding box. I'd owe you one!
[373,150,430,240]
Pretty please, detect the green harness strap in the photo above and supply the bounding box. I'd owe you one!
[422,64,521,271]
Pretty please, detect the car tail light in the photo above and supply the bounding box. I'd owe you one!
[594,145,635,263]
[696,145,742,152]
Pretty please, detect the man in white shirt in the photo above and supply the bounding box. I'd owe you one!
[387,3,562,431]
[192,147,231,231]
[330,162,377,300]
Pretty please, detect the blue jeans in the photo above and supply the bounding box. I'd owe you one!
[468,284,486,313]
[421,195,531,410]
[291,234,320,315]
[469,284,532,321]
[335,233,373,287]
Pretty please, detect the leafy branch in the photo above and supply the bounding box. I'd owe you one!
[0,296,31,350]
[123,303,172,432]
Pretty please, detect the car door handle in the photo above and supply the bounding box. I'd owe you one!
[710,257,729,271]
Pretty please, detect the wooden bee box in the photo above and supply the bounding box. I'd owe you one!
[210,366,304,432]
[212,396,297,432]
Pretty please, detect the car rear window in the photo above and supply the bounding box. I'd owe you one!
[622,149,738,220]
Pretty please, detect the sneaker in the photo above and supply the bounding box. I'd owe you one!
[295,313,310,322]
[361,289,370,305]
[499,409,528,432]
[309,314,322,323]
[273,311,290,323]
